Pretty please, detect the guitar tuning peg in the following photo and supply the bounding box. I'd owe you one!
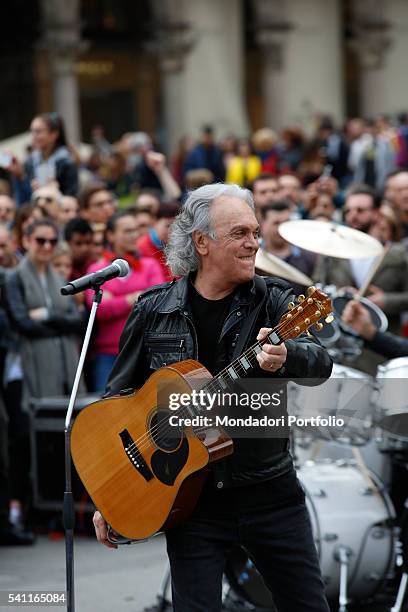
[325,314,334,324]
[307,297,314,304]
[307,286,316,296]
[297,294,305,303]
[315,322,323,332]
[306,330,312,337]
[288,302,295,310]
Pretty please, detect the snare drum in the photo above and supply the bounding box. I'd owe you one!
[375,357,408,442]
[313,318,341,348]
[289,364,375,444]
[333,294,388,333]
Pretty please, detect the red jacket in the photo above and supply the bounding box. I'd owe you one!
[137,232,173,281]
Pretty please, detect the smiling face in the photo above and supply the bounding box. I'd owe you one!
[24,223,58,267]
[196,196,259,290]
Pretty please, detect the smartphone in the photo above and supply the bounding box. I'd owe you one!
[0,152,12,168]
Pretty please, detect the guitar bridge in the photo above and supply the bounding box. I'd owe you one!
[119,429,154,482]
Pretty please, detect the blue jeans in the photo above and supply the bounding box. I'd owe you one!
[165,474,330,612]
[92,354,117,393]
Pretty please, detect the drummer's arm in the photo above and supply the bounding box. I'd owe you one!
[380,291,408,316]
[366,330,408,360]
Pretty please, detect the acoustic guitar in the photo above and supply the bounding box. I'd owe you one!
[71,286,332,541]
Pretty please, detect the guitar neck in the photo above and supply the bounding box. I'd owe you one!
[203,327,283,396]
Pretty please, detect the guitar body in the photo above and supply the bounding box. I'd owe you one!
[71,360,233,540]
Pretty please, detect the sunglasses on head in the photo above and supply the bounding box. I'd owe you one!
[34,236,58,247]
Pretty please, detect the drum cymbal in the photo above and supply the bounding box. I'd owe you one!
[255,248,313,286]
[279,220,384,259]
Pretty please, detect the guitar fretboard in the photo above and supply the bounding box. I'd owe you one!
[192,329,282,414]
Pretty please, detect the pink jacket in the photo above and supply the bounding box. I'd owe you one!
[85,257,165,355]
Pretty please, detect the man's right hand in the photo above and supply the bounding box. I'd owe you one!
[342,300,376,340]
[93,511,118,549]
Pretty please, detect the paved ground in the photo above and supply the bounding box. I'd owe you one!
[0,534,169,612]
[0,531,405,612]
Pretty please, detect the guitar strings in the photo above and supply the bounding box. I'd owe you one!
[121,314,324,457]
[121,305,327,455]
[116,324,290,452]
[120,314,298,455]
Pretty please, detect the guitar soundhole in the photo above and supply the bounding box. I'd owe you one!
[149,409,182,452]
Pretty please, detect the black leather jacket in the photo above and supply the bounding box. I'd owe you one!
[106,275,333,488]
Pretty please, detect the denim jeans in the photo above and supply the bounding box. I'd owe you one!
[165,474,330,612]
[93,353,117,393]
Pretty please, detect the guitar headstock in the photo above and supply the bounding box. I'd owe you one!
[278,286,333,340]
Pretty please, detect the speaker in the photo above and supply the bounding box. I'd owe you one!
[29,395,100,512]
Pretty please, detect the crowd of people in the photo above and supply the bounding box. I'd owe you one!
[1,109,408,547]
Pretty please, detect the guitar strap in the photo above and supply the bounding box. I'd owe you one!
[232,274,267,360]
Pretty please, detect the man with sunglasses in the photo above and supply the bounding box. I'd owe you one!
[4,219,84,401]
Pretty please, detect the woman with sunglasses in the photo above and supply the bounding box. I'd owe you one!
[8,112,79,204]
[4,219,84,401]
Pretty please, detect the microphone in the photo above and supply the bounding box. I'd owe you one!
[61,259,130,295]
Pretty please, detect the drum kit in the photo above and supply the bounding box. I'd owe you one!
[221,221,408,612]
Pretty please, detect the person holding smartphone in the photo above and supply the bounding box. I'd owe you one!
[7,112,78,204]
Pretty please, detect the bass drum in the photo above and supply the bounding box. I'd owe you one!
[224,462,395,608]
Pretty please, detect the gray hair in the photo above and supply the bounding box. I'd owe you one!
[165,183,254,276]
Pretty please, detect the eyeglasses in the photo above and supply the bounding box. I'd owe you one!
[215,228,261,242]
[34,237,58,247]
[34,196,56,205]
[91,199,115,208]
[344,207,373,214]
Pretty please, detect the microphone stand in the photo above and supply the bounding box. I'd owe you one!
[63,286,103,612]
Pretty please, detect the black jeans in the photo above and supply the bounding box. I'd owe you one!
[165,471,330,612]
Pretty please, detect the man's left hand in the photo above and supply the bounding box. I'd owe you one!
[256,328,287,372]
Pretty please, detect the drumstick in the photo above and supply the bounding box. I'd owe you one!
[355,243,391,299]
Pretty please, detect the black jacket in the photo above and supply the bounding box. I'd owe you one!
[106,275,333,487]
[368,330,408,359]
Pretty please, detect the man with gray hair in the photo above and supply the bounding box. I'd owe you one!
[93,183,332,611]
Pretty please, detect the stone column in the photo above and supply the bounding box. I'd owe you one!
[150,0,195,154]
[349,0,392,117]
[151,0,249,154]
[39,0,84,144]
[253,0,344,132]
[253,0,292,130]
